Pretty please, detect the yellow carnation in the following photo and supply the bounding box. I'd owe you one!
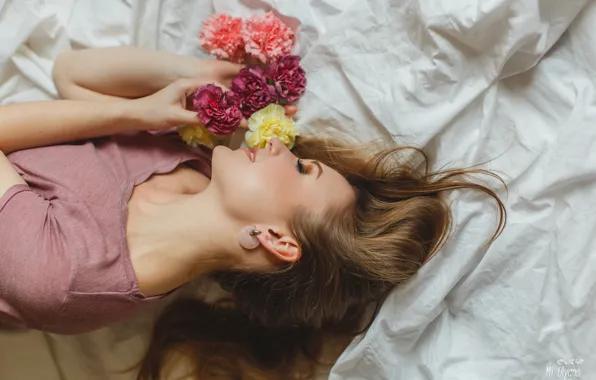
[178,124,214,149]
[245,104,299,149]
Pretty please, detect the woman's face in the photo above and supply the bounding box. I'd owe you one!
[210,138,356,227]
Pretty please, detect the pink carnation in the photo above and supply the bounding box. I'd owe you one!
[193,84,243,136]
[199,14,245,63]
[242,12,295,64]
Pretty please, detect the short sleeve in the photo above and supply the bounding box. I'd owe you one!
[0,184,72,330]
[0,184,31,212]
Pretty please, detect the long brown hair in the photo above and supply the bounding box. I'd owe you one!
[136,136,506,380]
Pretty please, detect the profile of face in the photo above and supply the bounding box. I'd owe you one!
[210,138,355,265]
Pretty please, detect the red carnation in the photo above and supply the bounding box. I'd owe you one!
[266,55,306,103]
[231,66,278,117]
[193,84,242,136]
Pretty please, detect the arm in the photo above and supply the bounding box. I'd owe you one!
[53,47,242,101]
[0,100,143,154]
[0,99,143,196]
[0,48,242,154]
[0,76,209,155]
[0,77,206,198]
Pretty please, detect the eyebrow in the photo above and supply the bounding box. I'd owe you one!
[312,160,323,179]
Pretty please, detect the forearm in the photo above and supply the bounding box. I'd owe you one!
[0,100,143,154]
[53,47,202,101]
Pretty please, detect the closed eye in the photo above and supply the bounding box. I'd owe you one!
[296,159,307,174]
[296,159,323,178]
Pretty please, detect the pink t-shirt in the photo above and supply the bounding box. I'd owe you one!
[0,132,211,334]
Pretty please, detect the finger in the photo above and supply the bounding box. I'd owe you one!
[176,78,205,95]
[215,61,245,81]
[177,78,230,98]
[284,105,298,116]
[175,109,203,126]
[216,61,245,88]
[213,81,231,92]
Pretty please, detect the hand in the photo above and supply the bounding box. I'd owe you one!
[183,59,244,89]
[130,78,207,131]
[131,55,301,132]
[129,58,246,131]
[180,59,299,120]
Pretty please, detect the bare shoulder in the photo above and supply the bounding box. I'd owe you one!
[0,150,26,198]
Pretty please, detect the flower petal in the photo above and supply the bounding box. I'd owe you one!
[245,104,298,149]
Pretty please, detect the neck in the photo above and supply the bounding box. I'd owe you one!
[128,185,242,296]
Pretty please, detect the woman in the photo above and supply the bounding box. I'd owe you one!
[0,48,505,378]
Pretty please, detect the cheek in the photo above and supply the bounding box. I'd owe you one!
[240,163,298,219]
[211,149,299,222]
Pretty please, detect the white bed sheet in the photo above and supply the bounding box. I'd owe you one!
[1,0,596,379]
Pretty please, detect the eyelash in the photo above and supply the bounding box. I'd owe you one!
[296,159,307,174]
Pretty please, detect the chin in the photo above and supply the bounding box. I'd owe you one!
[212,145,230,154]
[211,145,226,169]
[211,145,230,164]
[210,145,238,185]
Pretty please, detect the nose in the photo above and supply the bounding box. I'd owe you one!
[267,137,288,157]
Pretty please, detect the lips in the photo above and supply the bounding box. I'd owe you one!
[240,147,254,162]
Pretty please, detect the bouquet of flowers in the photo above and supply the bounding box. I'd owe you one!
[180,12,306,150]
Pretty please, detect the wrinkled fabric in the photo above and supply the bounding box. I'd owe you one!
[0,133,210,334]
[1,0,595,379]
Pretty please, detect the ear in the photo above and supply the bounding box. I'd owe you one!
[254,225,301,263]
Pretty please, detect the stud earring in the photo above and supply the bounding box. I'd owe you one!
[238,226,262,250]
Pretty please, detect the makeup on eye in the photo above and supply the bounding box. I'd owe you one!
[296,159,307,174]
[296,159,324,178]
